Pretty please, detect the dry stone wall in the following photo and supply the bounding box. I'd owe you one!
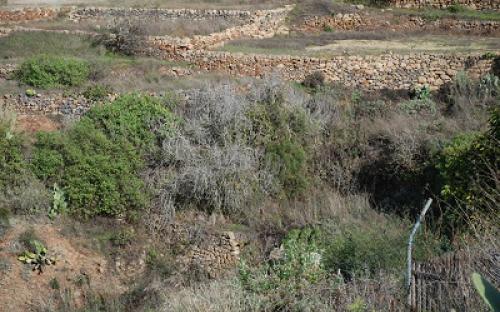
[69,7,253,21]
[148,6,292,51]
[180,231,242,279]
[389,0,500,10]
[151,48,494,90]
[0,7,60,23]
[300,14,500,34]
[1,93,97,115]
[0,55,494,116]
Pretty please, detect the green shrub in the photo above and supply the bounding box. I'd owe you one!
[239,227,325,309]
[109,228,135,247]
[302,71,325,90]
[323,25,333,32]
[323,224,406,276]
[82,84,113,101]
[447,4,466,13]
[492,56,500,77]
[265,140,308,197]
[246,92,314,197]
[16,54,90,88]
[31,94,176,218]
[345,0,390,8]
[399,98,437,115]
[83,94,177,153]
[32,120,146,219]
[0,120,27,190]
[322,218,444,277]
[436,108,499,232]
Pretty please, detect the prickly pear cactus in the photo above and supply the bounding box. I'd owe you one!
[472,272,500,311]
[18,240,56,274]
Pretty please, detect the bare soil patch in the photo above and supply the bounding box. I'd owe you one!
[15,114,61,133]
[0,218,125,311]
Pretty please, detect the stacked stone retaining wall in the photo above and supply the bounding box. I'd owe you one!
[389,0,500,10]
[0,7,60,23]
[300,13,500,34]
[150,49,493,90]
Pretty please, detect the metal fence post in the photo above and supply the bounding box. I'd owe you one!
[407,198,433,309]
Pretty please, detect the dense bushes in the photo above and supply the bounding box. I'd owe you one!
[436,107,500,233]
[16,54,90,88]
[247,85,315,198]
[82,84,113,101]
[32,122,146,218]
[32,94,176,218]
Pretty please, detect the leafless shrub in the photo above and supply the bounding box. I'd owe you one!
[98,19,148,56]
[303,71,325,90]
[150,79,323,222]
[0,178,51,215]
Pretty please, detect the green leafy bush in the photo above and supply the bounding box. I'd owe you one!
[265,140,308,197]
[436,107,499,232]
[82,84,113,101]
[322,218,444,277]
[31,94,176,218]
[239,227,325,309]
[246,91,314,197]
[16,54,90,88]
[84,94,177,153]
[0,119,27,190]
[0,116,50,215]
[32,120,146,218]
[492,56,500,77]
[447,4,466,13]
[323,224,406,276]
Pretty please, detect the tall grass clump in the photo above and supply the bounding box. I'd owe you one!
[16,54,90,88]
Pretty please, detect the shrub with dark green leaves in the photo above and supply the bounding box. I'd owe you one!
[31,94,177,218]
[0,118,50,215]
[82,84,113,101]
[84,94,177,153]
[323,224,406,276]
[246,91,313,197]
[16,54,90,88]
[492,56,500,78]
[436,107,500,233]
[302,71,325,90]
[265,140,308,197]
[32,120,146,218]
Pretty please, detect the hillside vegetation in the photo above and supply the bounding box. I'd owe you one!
[0,0,499,311]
